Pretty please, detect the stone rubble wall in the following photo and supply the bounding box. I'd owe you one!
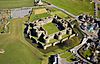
[34,17,53,26]
[43,43,52,50]
[26,16,78,50]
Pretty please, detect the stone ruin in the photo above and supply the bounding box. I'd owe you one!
[25,16,77,50]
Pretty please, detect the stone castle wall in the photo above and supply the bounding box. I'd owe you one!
[26,16,77,50]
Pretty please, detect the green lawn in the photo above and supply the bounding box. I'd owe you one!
[51,10,68,18]
[60,52,76,62]
[0,24,4,33]
[0,0,34,9]
[98,11,100,18]
[29,13,51,22]
[0,18,44,64]
[46,0,94,15]
[72,20,84,38]
[43,22,59,35]
[79,46,92,59]
[83,49,92,58]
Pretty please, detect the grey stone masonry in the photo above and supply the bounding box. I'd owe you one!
[26,16,77,49]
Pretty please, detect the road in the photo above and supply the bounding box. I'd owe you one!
[97,18,100,21]
[70,37,93,64]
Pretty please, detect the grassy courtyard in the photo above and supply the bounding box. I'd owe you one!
[46,0,94,15]
[0,0,34,9]
[0,18,44,64]
[43,22,59,35]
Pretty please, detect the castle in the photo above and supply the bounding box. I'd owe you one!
[25,16,77,50]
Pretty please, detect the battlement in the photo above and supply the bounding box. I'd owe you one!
[25,16,77,50]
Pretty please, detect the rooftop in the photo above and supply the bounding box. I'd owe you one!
[94,0,100,4]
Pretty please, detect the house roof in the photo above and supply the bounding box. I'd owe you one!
[94,0,100,4]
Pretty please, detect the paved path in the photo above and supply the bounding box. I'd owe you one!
[58,54,73,64]
[97,18,100,21]
[70,37,92,64]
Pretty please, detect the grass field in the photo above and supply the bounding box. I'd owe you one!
[0,24,4,32]
[0,18,44,64]
[43,22,59,35]
[60,52,76,62]
[98,11,100,18]
[0,0,33,8]
[0,0,94,16]
[46,0,94,15]
[51,10,68,18]
[29,13,51,22]
[34,8,47,15]
[29,7,51,22]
